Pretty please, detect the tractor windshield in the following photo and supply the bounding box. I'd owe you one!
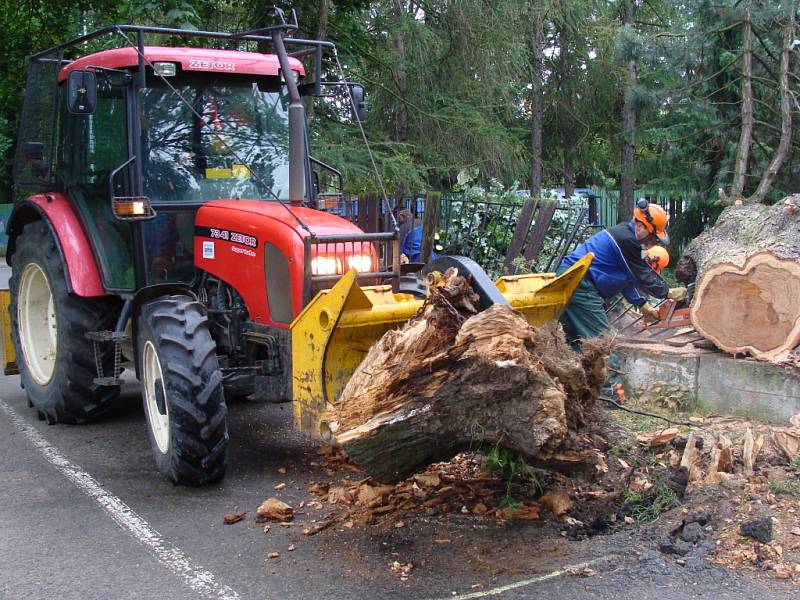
[140,75,290,203]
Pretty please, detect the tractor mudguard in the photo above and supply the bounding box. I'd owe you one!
[290,253,593,439]
[6,194,104,297]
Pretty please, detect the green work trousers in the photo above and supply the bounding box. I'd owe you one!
[556,266,609,350]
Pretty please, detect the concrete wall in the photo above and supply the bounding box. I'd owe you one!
[616,344,800,423]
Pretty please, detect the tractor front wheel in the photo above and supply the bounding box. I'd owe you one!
[10,221,120,423]
[138,295,228,485]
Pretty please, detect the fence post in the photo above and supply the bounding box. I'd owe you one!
[367,194,379,233]
[420,191,441,263]
[502,198,539,273]
[523,199,557,264]
[357,195,367,231]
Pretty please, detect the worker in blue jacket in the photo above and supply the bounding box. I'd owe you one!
[558,199,688,348]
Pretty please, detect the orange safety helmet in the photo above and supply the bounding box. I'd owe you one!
[645,245,670,273]
[633,199,670,245]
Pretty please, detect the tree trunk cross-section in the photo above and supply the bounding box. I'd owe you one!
[327,269,609,482]
[677,198,800,358]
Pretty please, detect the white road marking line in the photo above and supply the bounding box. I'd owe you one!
[0,398,240,600]
[436,556,612,600]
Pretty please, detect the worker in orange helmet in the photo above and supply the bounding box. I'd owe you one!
[557,199,687,349]
[645,245,670,274]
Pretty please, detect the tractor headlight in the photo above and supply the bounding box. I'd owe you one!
[346,254,373,273]
[311,256,342,275]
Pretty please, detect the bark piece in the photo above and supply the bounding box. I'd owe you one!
[328,268,608,482]
[678,200,800,358]
[772,428,800,460]
[539,490,573,517]
[680,431,700,483]
[742,428,764,477]
[256,498,294,522]
[637,427,680,447]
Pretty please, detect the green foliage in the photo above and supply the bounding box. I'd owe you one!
[630,485,680,523]
[1,0,798,238]
[484,443,542,504]
[790,454,800,471]
[768,480,800,496]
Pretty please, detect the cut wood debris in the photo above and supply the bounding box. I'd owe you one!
[223,512,246,525]
[256,498,294,522]
[637,427,680,447]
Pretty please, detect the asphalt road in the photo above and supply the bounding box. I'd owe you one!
[1,368,798,600]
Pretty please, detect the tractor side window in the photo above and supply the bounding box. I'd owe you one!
[60,73,134,290]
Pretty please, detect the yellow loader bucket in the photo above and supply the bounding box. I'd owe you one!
[290,253,593,439]
[0,289,18,375]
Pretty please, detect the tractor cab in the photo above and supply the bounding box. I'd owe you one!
[23,42,314,292]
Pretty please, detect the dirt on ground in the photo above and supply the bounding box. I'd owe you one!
[237,396,800,588]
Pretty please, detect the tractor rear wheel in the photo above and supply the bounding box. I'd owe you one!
[138,295,228,485]
[9,221,120,423]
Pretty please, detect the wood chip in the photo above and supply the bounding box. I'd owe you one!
[539,490,572,517]
[256,498,294,522]
[267,552,280,559]
[287,544,295,552]
[223,512,246,525]
[302,518,335,536]
[772,428,800,461]
[274,482,286,490]
[637,427,679,447]
[680,431,701,483]
[413,473,441,487]
[394,521,405,528]
[307,482,330,495]
[433,539,451,544]
[278,467,287,474]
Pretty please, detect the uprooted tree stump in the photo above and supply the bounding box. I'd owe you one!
[326,268,610,482]
[676,196,800,358]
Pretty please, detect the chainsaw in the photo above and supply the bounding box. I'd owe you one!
[642,282,695,331]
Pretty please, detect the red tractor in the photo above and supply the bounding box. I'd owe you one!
[2,10,591,485]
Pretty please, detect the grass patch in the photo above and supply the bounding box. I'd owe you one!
[768,480,800,496]
[613,408,664,433]
[631,486,680,523]
[484,443,542,503]
[789,454,800,472]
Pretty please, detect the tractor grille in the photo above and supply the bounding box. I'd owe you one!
[303,232,400,303]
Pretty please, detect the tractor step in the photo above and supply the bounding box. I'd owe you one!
[86,330,129,386]
[85,330,129,343]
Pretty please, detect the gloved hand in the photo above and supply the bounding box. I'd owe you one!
[639,302,659,321]
[667,287,688,301]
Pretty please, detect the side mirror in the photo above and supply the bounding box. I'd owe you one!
[349,84,366,123]
[67,70,97,115]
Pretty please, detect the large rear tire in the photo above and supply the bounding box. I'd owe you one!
[9,221,120,423]
[138,295,228,485]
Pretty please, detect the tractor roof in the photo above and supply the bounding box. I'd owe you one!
[58,46,306,82]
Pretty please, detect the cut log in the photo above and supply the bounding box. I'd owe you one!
[327,268,609,482]
[677,197,800,358]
